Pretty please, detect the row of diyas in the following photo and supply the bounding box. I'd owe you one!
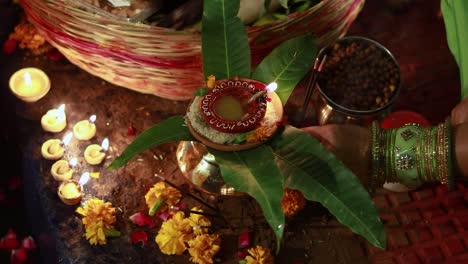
[39,104,109,206]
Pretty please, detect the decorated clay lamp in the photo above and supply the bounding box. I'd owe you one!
[41,104,67,133]
[51,157,77,182]
[9,68,50,102]
[41,132,73,160]
[58,172,89,205]
[84,138,109,165]
[186,78,283,151]
[73,115,97,140]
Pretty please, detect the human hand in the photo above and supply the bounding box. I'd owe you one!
[301,124,371,188]
[451,97,468,125]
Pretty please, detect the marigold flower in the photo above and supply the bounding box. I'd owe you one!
[187,207,211,235]
[245,126,274,143]
[76,198,116,245]
[281,188,306,217]
[145,182,182,215]
[155,211,194,255]
[206,75,216,89]
[245,245,274,264]
[188,234,221,264]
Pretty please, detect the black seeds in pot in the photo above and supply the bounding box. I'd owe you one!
[318,38,399,111]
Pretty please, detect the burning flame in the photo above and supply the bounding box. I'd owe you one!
[266,82,278,93]
[62,132,73,146]
[88,115,96,123]
[101,138,109,152]
[78,172,90,186]
[69,158,77,167]
[24,72,32,87]
[57,104,66,120]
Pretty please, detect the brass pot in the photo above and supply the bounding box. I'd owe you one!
[176,141,242,196]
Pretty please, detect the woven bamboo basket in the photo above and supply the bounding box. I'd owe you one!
[21,0,364,100]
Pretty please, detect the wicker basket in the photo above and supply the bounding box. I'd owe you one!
[21,0,364,100]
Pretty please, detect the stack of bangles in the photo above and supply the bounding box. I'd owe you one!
[370,117,454,191]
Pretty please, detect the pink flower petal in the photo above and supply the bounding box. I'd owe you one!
[3,228,19,250]
[3,39,17,54]
[156,211,173,221]
[130,230,148,247]
[10,247,28,264]
[238,232,250,249]
[21,236,36,251]
[129,212,155,228]
[127,126,136,136]
[46,48,63,61]
[237,251,248,259]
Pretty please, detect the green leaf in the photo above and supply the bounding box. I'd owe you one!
[252,35,317,105]
[209,146,285,252]
[441,0,468,99]
[278,0,288,9]
[108,116,195,169]
[202,0,251,79]
[269,126,386,249]
[193,87,209,96]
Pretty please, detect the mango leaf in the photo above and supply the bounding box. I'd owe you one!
[108,116,195,169]
[209,146,285,252]
[252,35,317,105]
[441,0,468,99]
[202,0,251,79]
[269,126,386,249]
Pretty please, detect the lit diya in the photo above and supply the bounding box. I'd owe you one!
[186,78,283,151]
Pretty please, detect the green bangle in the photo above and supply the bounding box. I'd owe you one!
[393,124,421,188]
[444,117,455,189]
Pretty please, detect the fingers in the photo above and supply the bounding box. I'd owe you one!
[451,97,468,125]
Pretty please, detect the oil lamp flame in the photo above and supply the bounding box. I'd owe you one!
[24,72,32,87]
[88,115,96,123]
[266,82,278,93]
[78,172,90,186]
[101,138,109,152]
[62,132,73,146]
[57,104,66,119]
[69,158,78,167]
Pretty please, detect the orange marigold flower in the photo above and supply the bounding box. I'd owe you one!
[206,75,216,89]
[245,245,274,264]
[155,211,194,255]
[245,126,274,143]
[188,234,221,264]
[75,198,116,245]
[145,182,182,214]
[281,188,306,217]
[187,207,211,235]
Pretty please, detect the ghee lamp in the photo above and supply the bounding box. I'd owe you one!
[41,132,73,160]
[41,104,67,133]
[50,157,77,181]
[84,138,109,165]
[57,172,89,205]
[9,68,50,102]
[73,115,97,140]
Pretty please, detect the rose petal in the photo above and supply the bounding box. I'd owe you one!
[238,232,250,249]
[130,230,148,247]
[46,48,63,61]
[3,39,17,55]
[127,126,136,136]
[156,211,173,221]
[3,228,19,250]
[237,250,248,259]
[129,212,155,228]
[21,236,36,251]
[11,247,28,264]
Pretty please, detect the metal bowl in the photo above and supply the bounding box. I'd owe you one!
[312,36,401,126]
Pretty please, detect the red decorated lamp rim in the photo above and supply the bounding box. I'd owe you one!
[201,78,268,133]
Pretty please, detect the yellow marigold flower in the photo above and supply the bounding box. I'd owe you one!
[206,75,216,89]
[246,126,274,143]
[187,207,211,235]
[188,234,221,264]
[155,211,194,255]
[245,245,274,264]
[76,198,116,245]
[145,182,182,214]
[281,188,306,217]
